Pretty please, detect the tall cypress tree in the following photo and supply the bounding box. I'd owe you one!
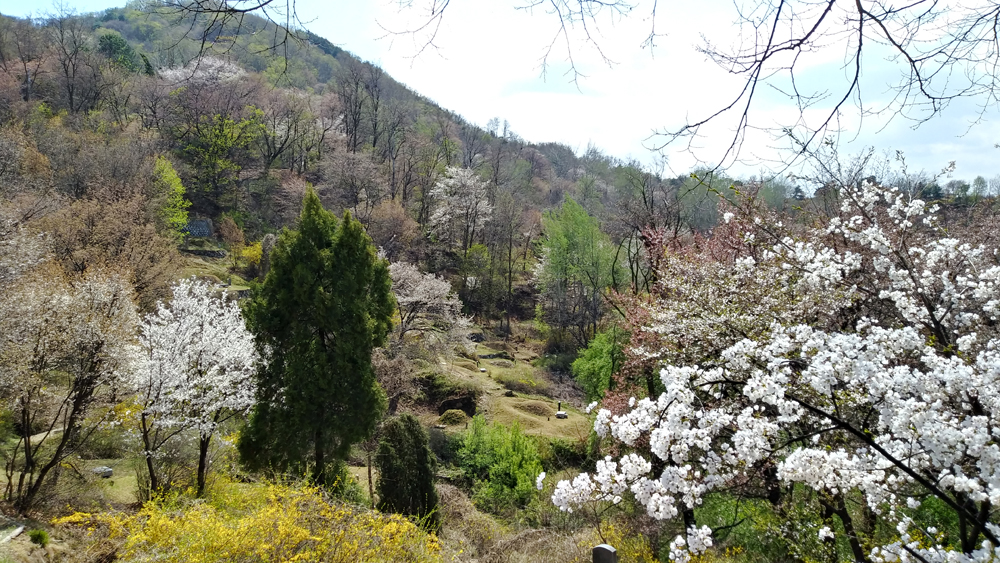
[375,414,440,530]
[239,188,395,486]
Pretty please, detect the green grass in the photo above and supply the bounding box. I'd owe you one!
[488,397,590,441]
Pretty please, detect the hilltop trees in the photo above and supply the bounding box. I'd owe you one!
[239,188,395,487]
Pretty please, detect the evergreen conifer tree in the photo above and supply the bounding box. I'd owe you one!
[238,188,395,486]
[375,414,440,530]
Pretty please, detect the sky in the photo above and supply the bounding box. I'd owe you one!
[6,0,1000,183]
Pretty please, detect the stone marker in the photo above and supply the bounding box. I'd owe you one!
[1,526,24,544]
[593,544,618,563]
[92,466,113,478]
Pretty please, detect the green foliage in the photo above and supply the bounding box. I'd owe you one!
[694,494,790,563]
[375,414,440,530]
[426,428,461,465]
[437,409,468,425]
[536,198,620,348]
[571,326,627,401]
[28,529,49,547]
[536,437,588,470]
[239,188,395,487]
[0,407,14,443]
[180,110,264,210]
[150,156,190,238]
[910,495,962,550]
[457,415,542,514]
[98,31,139,72]
[139,53,156,76]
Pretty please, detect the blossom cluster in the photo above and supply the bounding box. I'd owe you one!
[556,181,1000,561]
[134,278,258,439]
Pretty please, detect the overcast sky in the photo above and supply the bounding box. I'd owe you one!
[7,0,1000,182]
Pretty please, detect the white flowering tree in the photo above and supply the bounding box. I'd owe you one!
[389,261,471,345]
[0,216,47,287]
[0,263,140,514]
[429,166,492,256]
[549,182,1000,563]
[135,278,257,497]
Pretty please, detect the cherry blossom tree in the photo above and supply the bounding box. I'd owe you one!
[388,260,471,348]
[134,278,257,497]
[550,181,1000,562]
[0,264,140,514]
[429,166,492,257]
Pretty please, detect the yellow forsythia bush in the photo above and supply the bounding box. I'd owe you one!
[241,241,263,266]
[55,482,441,563]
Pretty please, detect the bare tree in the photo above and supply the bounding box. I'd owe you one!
[458,121,487,169]
[9,17,47,102]
[46,6,93,113]
[363,63,385,152]
[335,58,367,153]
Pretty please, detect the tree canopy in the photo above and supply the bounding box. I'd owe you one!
[239,188,395,486]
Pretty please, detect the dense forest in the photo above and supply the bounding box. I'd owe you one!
[2,2,1000,562]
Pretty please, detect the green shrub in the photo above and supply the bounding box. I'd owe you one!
[375,414,440,531]
[571,326,626,401]
[438,409,468,425]
[28,529,49,547]
[417,371,482,405]
[544,438,588,470]
[427,428,461,464]
[457,415,543,514]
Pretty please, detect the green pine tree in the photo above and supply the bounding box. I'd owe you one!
[375,414,440,530]
[238,188,395,487]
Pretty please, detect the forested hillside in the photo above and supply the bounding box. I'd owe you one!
[3,3,1000,563]
[0,2,762,327]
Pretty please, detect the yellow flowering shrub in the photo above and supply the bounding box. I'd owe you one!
[55,482,441,563]
[590,523,661,563]
[241,241,263,266]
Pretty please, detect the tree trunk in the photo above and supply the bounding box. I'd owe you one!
[140,413,160,498]
[313,429,326,486]
[368,449,375,508]
[197,433,211,498]
[832,493,870,563]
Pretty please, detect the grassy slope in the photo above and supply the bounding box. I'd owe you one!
[426,338,588,441]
